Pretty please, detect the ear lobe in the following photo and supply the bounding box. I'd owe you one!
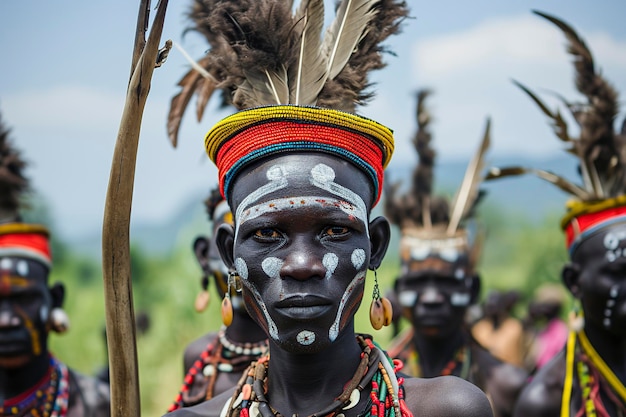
[193,236,211,269]
[562,262,582,299]
[368,216,391,270]
[215,223,236,270]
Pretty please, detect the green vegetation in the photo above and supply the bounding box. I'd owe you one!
[46,200,570,416]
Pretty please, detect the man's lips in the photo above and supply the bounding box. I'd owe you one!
[275,295,333,319]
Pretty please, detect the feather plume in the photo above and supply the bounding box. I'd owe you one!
[0,112,29,222]
[486,166,591,200]
[447,118,491,235]
[168,0,409,137]
[503,11,626,201]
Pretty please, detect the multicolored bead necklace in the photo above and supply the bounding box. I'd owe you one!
[221,335,412,417]
[169,327,268,412]
[1,355,69,417]
[561,331,626,417]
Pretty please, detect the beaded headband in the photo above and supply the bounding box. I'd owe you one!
[0,223,51,268]
[562,196,626,254]
[205,105,393,206]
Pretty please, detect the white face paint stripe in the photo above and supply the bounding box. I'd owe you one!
[239,196,368,228]
[323,253,338,280]
[329,271,366,341]
[242,279,279,341]
[235,165,289,242]
[310,164,369,237]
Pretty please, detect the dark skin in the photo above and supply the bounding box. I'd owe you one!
[0,255,110,416]
[164,152,493,417]
[394,265,527,417]
[513,224,626,417]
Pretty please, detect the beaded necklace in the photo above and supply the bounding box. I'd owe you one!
[221,335,412,417]
[561,331,626,417]
[1,356,69,417]
[169,327,268,411]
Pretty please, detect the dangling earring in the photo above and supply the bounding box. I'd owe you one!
[221,271,240,326]
[195,273,210,313]
[369,269,393,330]
[50,307,70,333]
[568,300,584,332]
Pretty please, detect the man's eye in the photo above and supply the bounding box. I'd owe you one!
[324,226,349,236]
[254,228,281,239]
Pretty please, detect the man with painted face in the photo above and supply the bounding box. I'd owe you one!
[162,1,493,416]
[168,188,267,411]
[0,113,110,416]
[486,11,626,417]
[385,90,527,417]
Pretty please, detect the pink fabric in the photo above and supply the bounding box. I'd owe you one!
[535,319,569,368]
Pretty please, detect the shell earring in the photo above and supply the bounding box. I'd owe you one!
[221,271,240,326]
[369,269,393,330]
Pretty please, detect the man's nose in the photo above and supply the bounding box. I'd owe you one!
[0,301,20,327]
[280,243,326,281]
[419,285,445,304]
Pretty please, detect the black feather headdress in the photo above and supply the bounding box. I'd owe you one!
[486,11,626,249]
[487,11,626,204]
[385,90,490,274]
[167,0,410,147]
[0,111,29,223]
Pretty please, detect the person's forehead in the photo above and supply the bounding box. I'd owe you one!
[230,153,374,208]
[575,223,626,259]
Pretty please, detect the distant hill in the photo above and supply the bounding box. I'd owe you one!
[69,153,578,259]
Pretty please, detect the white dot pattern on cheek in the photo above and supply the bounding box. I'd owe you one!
[40,305,49,323]
[399,291,417,307]
[235,258,249,280]
[323,253,338,280]
[351,249,365,270]
[262,257,283,279]
[450,292,471,306]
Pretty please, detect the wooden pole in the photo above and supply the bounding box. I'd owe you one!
[101,2,170,416]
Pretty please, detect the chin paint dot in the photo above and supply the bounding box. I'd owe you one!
[16,260,29,276]
[266,165,285,181]
[262,257,283,279]
[311,164,335,183]
[0,258,12,271]
[351,249,365,269]
[235,258,248,280]
[323,253,338,279]
[297,330,316,345]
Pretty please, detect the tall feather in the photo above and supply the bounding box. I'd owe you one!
[413,90,434,228]
[293,0,327,105]
[447,118,491,235]
[0,112,29,222]
[322,0,379,81]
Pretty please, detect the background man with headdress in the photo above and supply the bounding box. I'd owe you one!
[0,111,110,416]
[485,11,626,417]
[168,187,267,411]
[384,90,527,417]
[162,0,493,416]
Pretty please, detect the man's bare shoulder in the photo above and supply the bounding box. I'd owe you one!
[513,350,566,417]
[403,375,493,417]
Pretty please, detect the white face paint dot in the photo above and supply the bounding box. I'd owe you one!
[439,248,459,262]
[0,258,12,271]
[234,258,249,280]
[266,165,285,181]
[454,268,465,280]
[261,257,283,279]
[351,248,366,270]
[603,318,611,328]
[604,233,619,250]
[323,253,338,279]
[311,164,335,183]
[450,292,471,306]
[16,260,29,276]
[296,330,316,345]
[610,285,619,298]
[399,291,418,307]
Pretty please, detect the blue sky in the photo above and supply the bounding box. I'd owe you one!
[1,1,625,240]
